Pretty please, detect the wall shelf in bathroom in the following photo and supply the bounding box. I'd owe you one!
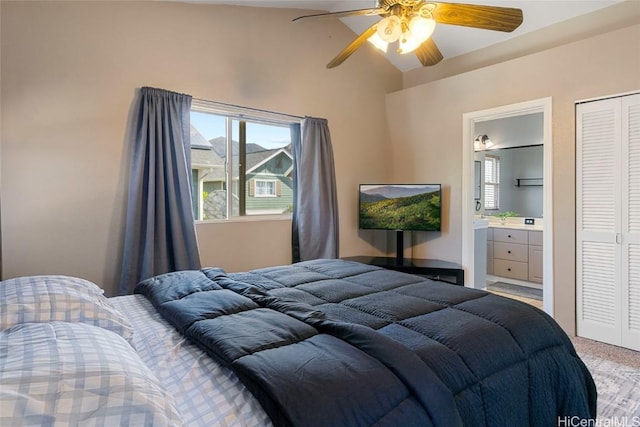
[515,178,543,187]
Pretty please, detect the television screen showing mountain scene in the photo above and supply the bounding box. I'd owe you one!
[359,184,441,231]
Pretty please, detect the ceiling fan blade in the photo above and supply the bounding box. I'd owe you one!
[432,2,523,32]
[326,24,378,69]
[414,38,444,66]
[293,8,384,22]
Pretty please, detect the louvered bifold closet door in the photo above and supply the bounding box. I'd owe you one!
[577,93,640,351]
[621,94,640,350]
[576,98,622,346]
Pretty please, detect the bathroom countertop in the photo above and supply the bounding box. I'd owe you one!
[486,222,543,231]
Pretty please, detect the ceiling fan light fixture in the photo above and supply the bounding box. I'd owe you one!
[409,15,435,44]
[376,15,402,43]
[397,34,420,54]
[368,32,389,52]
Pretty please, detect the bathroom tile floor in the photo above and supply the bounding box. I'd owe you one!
[486,286,543,309]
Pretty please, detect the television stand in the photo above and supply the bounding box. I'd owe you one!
[341,256,465,286]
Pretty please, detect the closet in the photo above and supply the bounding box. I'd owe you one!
[576,93,640,351]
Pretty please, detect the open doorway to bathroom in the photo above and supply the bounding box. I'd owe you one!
[461,98,554,316]
[476,114,544,309]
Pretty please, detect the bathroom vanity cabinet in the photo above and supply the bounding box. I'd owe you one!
[487,227,542,285]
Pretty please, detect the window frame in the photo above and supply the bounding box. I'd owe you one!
[190,100,299,223]
[484,154,500,211]
[253,179,279,198]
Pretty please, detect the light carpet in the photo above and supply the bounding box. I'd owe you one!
[579,353,640,419]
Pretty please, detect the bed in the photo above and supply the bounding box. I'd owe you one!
[0,258,596,426]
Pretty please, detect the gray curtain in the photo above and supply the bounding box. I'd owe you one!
[119,87,201,294]
[291,117,339,262]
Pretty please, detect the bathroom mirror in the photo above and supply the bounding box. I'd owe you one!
[475,145,543,218]
[473,112,544,219]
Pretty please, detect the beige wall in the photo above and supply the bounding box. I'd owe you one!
[386,23,640,333]
[0,1,401,296]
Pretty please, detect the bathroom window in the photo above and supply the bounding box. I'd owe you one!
[484,155,500,210]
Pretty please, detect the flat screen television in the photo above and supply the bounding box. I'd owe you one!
[359,184,442,232]
[359,184,442,266]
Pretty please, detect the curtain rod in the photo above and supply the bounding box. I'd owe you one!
[192,97,304,121]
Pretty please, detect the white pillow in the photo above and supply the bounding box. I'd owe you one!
[0,275,133,342]
[0,322,184,426]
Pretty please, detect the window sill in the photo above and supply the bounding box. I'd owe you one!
[195,214,292,224]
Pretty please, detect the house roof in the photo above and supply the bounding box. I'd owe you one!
[190,125,225,168]
[190,125,213,149]
[246,148,292,174]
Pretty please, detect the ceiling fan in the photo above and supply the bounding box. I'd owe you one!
[293,0,523,69]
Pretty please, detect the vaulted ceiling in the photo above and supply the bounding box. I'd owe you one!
[190,0,624,71]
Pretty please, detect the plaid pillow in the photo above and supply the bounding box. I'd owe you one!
[0,275,133,343]
[0,322,183,426]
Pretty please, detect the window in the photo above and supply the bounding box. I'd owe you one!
[189,101,296,220]
[253,179,278,197]
[484,155,500,210]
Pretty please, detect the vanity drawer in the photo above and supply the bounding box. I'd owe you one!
[493,259,528,281]
[493,228,528,244]
[493,242,528,262]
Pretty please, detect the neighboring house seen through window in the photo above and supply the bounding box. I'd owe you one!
[484,155,500,210]
[190,103,295,220]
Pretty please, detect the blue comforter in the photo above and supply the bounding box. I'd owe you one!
[135,259,596,426]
